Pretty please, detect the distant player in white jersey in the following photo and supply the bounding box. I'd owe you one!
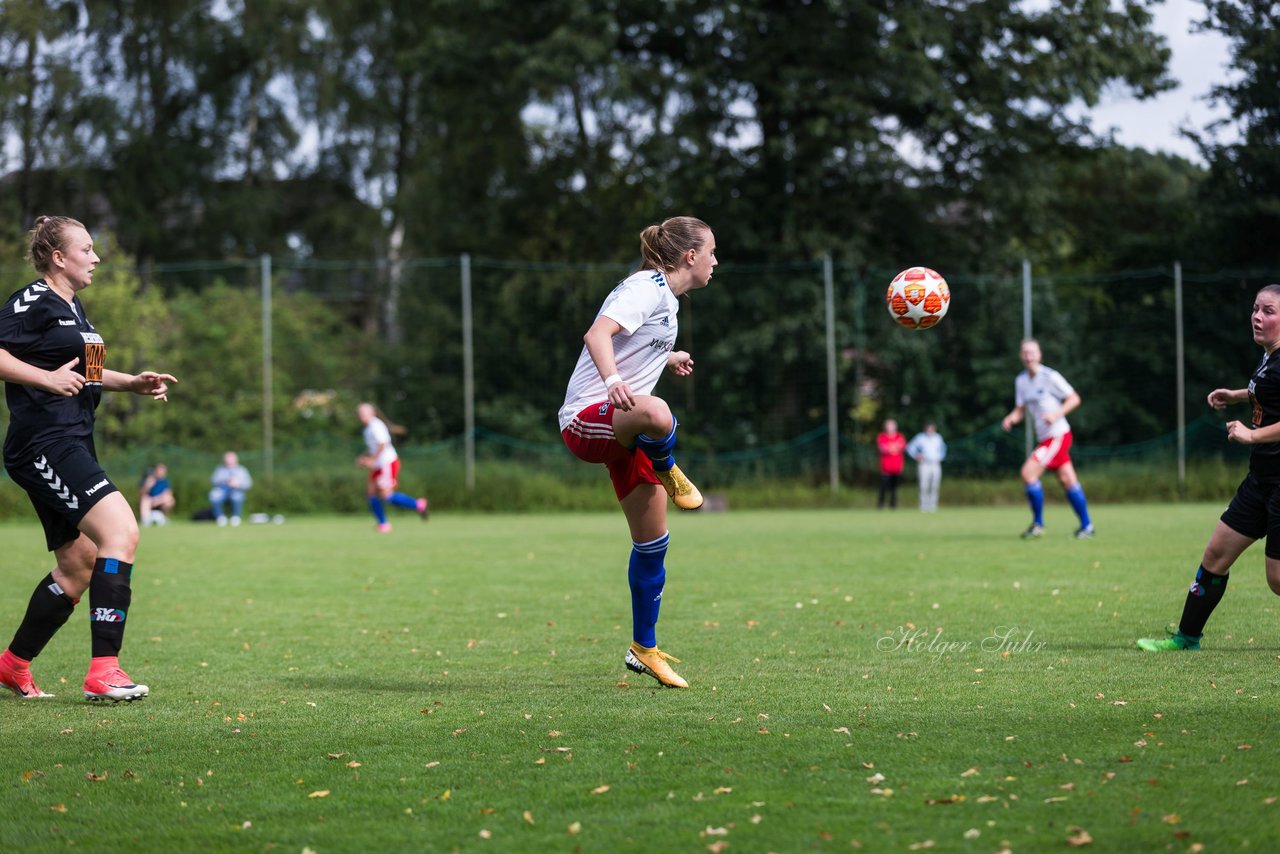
[559,216,715,688]
[357,403,428,533]
[1001,339,1095,539]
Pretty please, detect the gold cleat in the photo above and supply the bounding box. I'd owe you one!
[654,463,703,510]
[625,642,689,688]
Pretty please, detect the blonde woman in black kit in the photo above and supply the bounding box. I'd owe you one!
[0,216,175,701]
[1139,284,1280,652]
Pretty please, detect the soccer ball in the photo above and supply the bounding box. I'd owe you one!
[886,267,950,330]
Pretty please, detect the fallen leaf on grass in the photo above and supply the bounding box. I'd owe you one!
[86,771,108,782]
[438,790,451,801]
[591,785,610,795]
[567,821,581,836]
[308,790,330,799]
[1162,814,1180,824]
[326,753,346,760]
[1066,826,1093,847]
[708,842,729,854]
[523,810,535,824]
[833,727,850,735]
[478,829,491,839]
[50,804,67,813]
[346,761,361,768]
[908,842,935,851]
[960,768,979,778]
[866,773,885,785]
[713,787,732,795]
[425,761,440,768]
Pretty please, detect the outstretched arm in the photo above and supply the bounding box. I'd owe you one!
[1208,388,1250,409]
[102,368,177,401]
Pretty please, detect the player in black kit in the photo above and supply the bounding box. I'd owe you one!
[0,216,176,701]
[1138,283,1280,651]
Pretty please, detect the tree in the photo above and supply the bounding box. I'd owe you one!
[1191,0,1280,266]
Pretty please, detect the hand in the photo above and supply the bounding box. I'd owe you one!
[1207,388,1235,409]
[1043,409,1060,424]
[667,351,694,377]
[1226,421,1254,444]
[607,378,636,412]
[357,454,375,469]
[1001,415,1014,432]
[133,371,178,402]
[45,358,84,396]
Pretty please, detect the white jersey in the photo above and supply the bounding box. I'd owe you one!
[558,269,680,430]
[363,416,399,467]
[1015,365,1075,442]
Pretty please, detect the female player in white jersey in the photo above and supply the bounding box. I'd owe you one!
[558,216,716,688]
[1001,338,1095,539]
[357,402,428,532]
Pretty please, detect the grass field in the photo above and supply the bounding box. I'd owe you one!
[2,504,1278,852]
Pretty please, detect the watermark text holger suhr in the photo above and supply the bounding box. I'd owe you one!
[876,625,1047,661]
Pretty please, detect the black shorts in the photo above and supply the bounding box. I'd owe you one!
[6,439,119,551]
[1220,472,1280,559]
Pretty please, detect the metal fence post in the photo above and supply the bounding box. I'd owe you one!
[824,254,838,494]
[261,254,273,483]
[461,253,475,492]
[1022,259,1032,456]
[1175,260,1185,494]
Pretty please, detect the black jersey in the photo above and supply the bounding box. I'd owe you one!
[1247,349,1280,478]
[0,279,105,466]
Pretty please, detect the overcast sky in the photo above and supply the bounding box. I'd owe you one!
[1077,0,1236,162]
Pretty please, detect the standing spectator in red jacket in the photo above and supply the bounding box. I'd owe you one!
[876,418,906,510]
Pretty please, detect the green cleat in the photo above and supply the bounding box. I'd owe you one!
[1136,631,1200,652]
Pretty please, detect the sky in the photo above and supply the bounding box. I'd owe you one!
[1077,0,1237,162]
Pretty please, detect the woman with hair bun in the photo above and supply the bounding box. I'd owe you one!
[558,216,717,688]
[0,216,175,702]
[1139,284,1280,652]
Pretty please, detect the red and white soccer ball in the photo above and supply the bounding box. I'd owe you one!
[886,267,950,330]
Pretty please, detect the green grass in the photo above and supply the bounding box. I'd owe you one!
[2,505,1278,852]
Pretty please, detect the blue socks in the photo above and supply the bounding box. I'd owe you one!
[388,492,418,510]
[1065,484,1091,529]
[629,533,669,648]
[368,496,387,524]
[1025,481,1044,526]
[634,418,678,472]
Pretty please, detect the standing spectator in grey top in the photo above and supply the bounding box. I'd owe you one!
[907,422,947,512]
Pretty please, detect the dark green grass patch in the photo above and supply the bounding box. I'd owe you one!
[1,505,1278,851]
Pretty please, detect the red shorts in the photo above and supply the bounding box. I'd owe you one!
[369,458,401,492]
[562,402,660,502]
[1030,431,1073,470]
